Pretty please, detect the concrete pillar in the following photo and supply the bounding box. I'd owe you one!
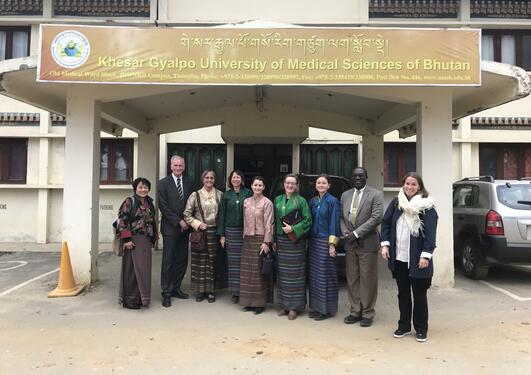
[416,90,454,288]
[37,112,51,243]
[458,118,473,178]
[43,0,53,18]
[136,132,160,194]
[149,0,159,22]
[471,143,480,176]
[362,134,384,191]
[30,25,40,55]
[159,133,167,179]
[157,0,169,21]
[226,142,234,186]
[356,0,369,23]
[292,143,300,174]
[459,0,471,22]
[37,138,50,243]
[63,87,101,284]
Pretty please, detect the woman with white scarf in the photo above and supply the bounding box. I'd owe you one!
[381,172,438,343]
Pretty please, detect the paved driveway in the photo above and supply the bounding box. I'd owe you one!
[1,249,530,374]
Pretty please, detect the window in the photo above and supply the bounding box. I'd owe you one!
[167,144,226,191]
[496,184,531,210]
[482,30,531,71]
[479,144,531,180]
[0,138,27,183]
[384,143,416,186]
[100,139,133,184]
[300,144,358,180]
[453,185,478,208]
[0,27,30,61]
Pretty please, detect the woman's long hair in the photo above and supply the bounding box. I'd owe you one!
[402,172,429,198]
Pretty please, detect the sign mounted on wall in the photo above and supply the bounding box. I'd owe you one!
[38,24,481,86]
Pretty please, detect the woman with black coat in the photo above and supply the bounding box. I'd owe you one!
[381,172,438,342]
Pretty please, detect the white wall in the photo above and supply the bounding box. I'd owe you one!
[98,189,133,242]
[306,127,361,144]
[165,125,223,144]
[48,190,63,242]
[49,139,65,185]
[160,0,366,24]
[0,190,38,242]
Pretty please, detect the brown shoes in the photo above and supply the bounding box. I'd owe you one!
[278,309,297,320]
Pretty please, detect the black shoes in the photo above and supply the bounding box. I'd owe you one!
[416,332,428,342]
[162,296,171,308]
[360,318,373,327]
[313,313,332,321]
[254,307,264,315]
[344,314,362,324]
[344,315,372,326]
[392,328,426,342]
[207,293,216,303]
[243,306,264,315]
[393,328,412,338]
[171,289,190,299]
[231,295,239,304]
[195,293,206,302]
[123,302,141,309]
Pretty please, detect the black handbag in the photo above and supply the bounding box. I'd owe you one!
[280,196,305,242]
[280,208,303,226]
[260,251,275,276]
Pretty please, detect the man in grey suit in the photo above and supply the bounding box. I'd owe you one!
[340,167,383,327]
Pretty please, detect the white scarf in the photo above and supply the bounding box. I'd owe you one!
[397,188,435,237]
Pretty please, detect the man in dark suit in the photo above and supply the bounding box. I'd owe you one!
[340,167,383,327]
[158,155,194,307]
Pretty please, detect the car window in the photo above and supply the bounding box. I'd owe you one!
[299,178,315,201]
[329,179,350,200]
[453,185,478,207]
[496,184,531,210]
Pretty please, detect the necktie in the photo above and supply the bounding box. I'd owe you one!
[176,177,184,200]
[349,190,360,225]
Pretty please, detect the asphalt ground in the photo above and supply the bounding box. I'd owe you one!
[0,246,530,374]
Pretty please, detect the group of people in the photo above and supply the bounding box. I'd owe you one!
[115,154,438,342]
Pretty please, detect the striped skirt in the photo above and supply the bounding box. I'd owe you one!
[239,235,270,307]
[225,227,244,296]
[308,236,338,315]
[276,234,307,311]
[191,226,218,294]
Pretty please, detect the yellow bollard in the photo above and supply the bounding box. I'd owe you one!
[48,241,86,298]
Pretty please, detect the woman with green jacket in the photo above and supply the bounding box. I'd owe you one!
[274,173,312,320]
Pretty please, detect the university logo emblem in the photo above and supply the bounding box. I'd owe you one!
[50,30,90,69]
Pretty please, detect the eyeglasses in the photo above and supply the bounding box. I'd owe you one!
[204,176,215,179]
[284,182,297,186]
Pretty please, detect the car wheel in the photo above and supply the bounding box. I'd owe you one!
[460,238,489,280]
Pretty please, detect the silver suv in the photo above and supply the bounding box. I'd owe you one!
[453,176,531,279]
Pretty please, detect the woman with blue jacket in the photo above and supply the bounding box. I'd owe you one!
[381,172,438,343]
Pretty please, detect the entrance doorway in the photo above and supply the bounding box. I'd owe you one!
[234,144,292,187]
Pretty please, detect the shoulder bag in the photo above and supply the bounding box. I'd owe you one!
[189,191,207,252]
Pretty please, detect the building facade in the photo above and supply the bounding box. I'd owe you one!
[0,1,530,287]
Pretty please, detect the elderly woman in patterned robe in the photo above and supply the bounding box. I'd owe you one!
[184,170,223,303]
